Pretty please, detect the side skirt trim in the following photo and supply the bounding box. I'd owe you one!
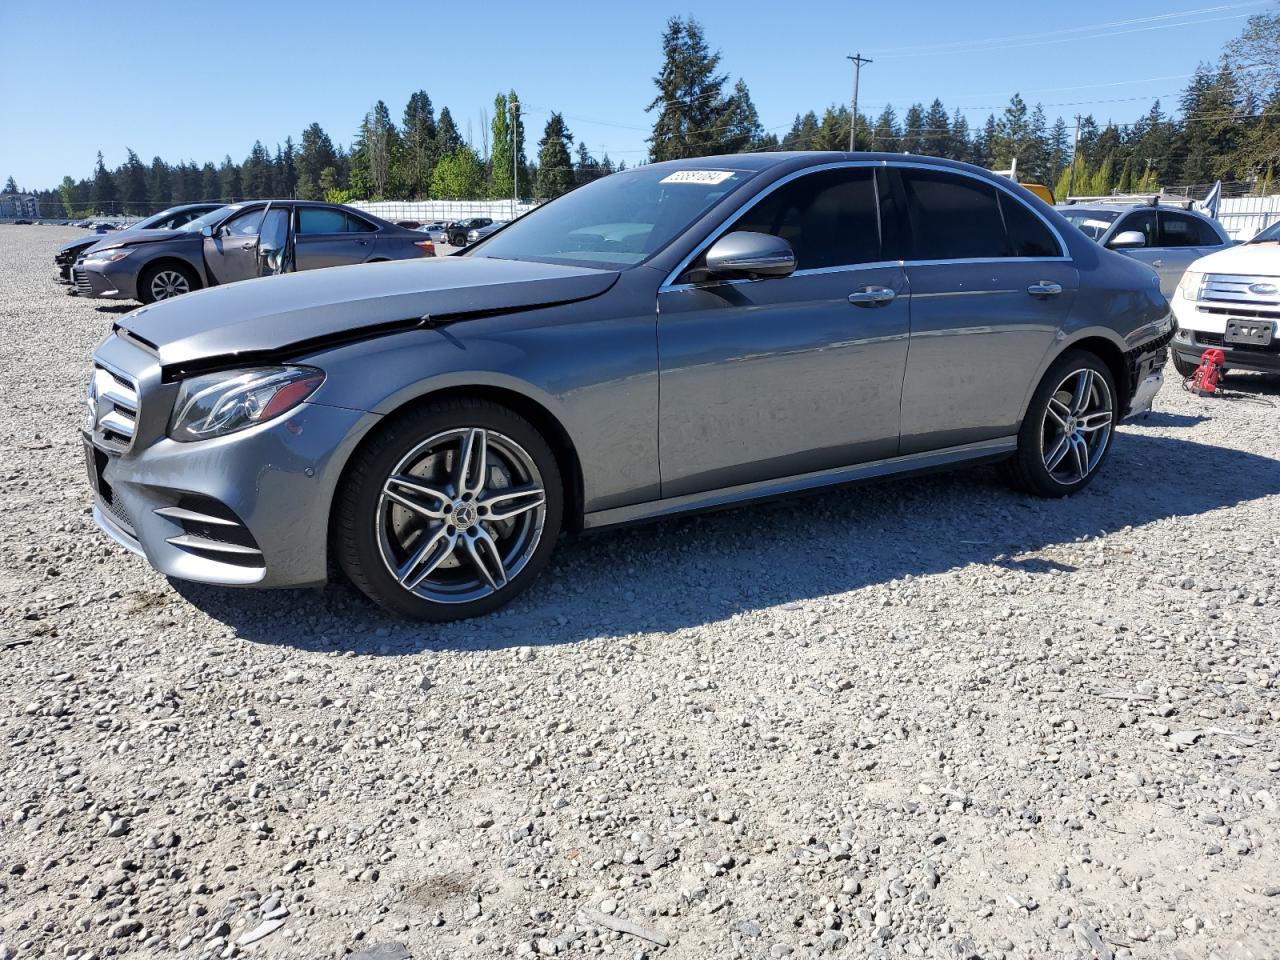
[582,436,1017,530]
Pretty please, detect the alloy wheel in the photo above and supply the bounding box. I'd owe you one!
[150,269,191,300]
[375,427,547,604]
[1040,368,1113,485]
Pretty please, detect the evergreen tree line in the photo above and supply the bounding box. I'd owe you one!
[20,89,625,218]
[12,8,1278,215]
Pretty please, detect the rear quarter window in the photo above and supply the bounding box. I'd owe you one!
[999,193,1061,257]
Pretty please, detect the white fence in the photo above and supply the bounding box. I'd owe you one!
[348,199,541,224]
[1216,195,1280,241]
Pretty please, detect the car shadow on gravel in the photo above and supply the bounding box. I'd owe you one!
[174,432,1280,653]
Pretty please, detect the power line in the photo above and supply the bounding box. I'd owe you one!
[869,1,1267,57]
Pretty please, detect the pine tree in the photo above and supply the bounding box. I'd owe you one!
[281,137,298,198]
[814,105,852,151]
[200,163,219,201]
[297,123,338,200]
[902,104,926,154]
[400,91,438,198]
[119,150,148,214]
[91,152,118,214]
[872,105,900,152]
[219,155,242,200]
[574,142,603,186]
[436,107,463,154]
[922,99,952,159]
[646,16,738,160]
[950,109,971,162]
[783,112,821,151]
[243,140,272,199]
[148,156,171,207]
[721,79,765,153]
[1047,117,1071,185]
[535,113,575,199]
[2,175,17,193]
[349,101,400,199]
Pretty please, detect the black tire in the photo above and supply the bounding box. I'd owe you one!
[333,397,563,621]
[1172,352,1199,379]
[138,261,199,304]
[1003,349,1117,497]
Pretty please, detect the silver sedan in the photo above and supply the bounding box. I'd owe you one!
[83,153,1172,620]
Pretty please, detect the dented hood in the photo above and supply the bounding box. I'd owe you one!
[115,256,619,375]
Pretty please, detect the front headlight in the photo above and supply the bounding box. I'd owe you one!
[169,366,324,442]
[83,246,131,264]
[466,230,479,242]
[1178,270,1204,301]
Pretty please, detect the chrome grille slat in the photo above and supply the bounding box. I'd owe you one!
[1201,274,1280,308]
[164,534,263,557]
[88,364,140,453]
[153,506,239,527]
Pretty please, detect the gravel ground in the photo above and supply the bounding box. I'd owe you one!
[1,224,1278,960]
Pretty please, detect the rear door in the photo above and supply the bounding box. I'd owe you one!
[1155,210,1226,296]
[894,165,1078,455]
[293,207,377,270]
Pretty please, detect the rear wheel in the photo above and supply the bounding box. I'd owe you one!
[1003,350,1116,497]
[139,262,198,303]
[334,398,563,620]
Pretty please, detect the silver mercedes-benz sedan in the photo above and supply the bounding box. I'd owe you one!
[84,152,1172,620]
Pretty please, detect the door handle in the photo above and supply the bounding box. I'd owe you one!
[1152,259,1164,268]
[1027,281,1063,298]
[847,287,896,307]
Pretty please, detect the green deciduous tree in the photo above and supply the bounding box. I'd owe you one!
[430,147,486,199]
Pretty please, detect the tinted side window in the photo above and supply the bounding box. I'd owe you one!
[999,193,1061,257]
[900,169,1005,260]
[731,167,880,270]
[223,209,265,237]
[345,213,377,233]
[1115,211,1157,247]
[298,208,349,235]
[1160,212,1217,247]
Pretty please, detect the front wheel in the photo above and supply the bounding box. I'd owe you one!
[139,262,198,303]
[1172,352,1199,379]
[334,398,563,620]
[1003,350,1117,497]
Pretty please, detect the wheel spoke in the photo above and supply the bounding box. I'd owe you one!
[383,475,451,518]
[1046,397,1071,428]
[1070,370,1094,415]
[456,428,487,497]
[1070,434,1090,480]
[462,525,507,590]
[398,526,457,589]
[1077,410,1112,433]
[1044,433,1071,471]
[479,484,545,522]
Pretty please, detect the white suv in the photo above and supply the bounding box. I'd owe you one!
[1170,220,1280,378]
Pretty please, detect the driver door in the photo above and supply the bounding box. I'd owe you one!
[656,166,909,498]
[204,206,266,284]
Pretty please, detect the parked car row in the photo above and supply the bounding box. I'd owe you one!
[66,200,434,303]
[83,152,1173,621]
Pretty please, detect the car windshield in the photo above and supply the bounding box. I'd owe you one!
[1249,220,1280,243]
[469,165,758,268]
[1058,208,1120,241]
[177,205,243,233]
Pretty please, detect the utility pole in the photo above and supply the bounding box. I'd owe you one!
[510,96,520,219]
[847,53,872,151]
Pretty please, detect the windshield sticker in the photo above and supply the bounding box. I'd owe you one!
[660,170,737,185]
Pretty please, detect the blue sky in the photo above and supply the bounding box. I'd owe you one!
[0,0,1265,190]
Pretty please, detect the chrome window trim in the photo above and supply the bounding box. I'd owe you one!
[659,159,1071,293]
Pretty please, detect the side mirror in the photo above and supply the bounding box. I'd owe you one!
[200,225,213,238]
[703,231,797,279]
[1108,230,1146,249]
